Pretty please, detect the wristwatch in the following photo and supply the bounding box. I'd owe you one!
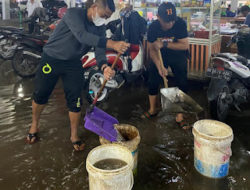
[163,41,168,48]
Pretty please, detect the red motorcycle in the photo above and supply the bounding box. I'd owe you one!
[82,44,144,102]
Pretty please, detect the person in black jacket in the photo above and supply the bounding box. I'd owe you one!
[26,0,130,151]
[111,7,147,44]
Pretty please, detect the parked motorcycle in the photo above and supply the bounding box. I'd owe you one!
[12,33,48,77]
[10,6,67,77]
[22,6,67,35]
[206,28,250,121]
[82,44,144,102]
[42,0,67,21]
[0,26,21,59]
[82,10,147,103]
[0,5,66,78]
[0,26,48,77]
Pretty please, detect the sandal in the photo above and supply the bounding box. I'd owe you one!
[26,132,39,144]
[141,111,158,119]
[72,140,85,151]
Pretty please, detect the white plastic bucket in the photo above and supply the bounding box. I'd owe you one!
[99,124,141,175]
[86,144,134,190]
[192,120,233,178]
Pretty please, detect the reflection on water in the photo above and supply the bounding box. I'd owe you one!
[0,60,250,190]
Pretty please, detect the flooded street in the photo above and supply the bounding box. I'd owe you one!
[0,59,250,190]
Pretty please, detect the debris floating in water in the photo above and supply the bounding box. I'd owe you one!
[94,159,127,170]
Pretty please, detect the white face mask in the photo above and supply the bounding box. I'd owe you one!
[92,8,106,26]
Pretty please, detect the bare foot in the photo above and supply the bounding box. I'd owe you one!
[71,137,85,151]
[175,113,190,129]
[175,113,184,123]
[72,141,85,151]
[26,132,39,144]
[26,127,40,144]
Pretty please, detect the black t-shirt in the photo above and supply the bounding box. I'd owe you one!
[147,17,188,62]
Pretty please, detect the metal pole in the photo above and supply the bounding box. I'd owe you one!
[65,0,71,8]
[18,8,23,29]
[71,0,76,7]
[2,0,11,20]
[208,0,214,63]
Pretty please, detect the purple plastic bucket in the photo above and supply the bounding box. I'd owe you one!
[84,107,119,142]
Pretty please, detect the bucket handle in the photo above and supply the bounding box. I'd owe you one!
[128,170,134,190]
[195,137,233,157]
[215,147,232,157]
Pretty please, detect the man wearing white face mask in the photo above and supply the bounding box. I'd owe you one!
[26,0,130,151]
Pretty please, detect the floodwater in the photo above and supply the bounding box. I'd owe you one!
[93,159,127,170]
[0,59,250,190]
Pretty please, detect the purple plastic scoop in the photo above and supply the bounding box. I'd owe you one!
[84,106,119,142]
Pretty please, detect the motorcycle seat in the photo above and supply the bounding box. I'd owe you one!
[129,44,140,60]
[214,53,248,65]
[0,26,23,35]
[22,33,49,41]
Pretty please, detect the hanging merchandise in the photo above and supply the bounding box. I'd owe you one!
[197,0,204,7]
[203,0,211,7]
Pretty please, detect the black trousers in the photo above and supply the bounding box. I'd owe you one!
[33,53,84,112]
[148,56,188,95]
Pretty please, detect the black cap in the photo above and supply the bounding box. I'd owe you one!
[107,0,115,12]
[158,2,176,22]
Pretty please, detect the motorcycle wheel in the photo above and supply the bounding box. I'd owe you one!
[12,48,41,78]
[86,70,108,104]
[210,85,230,121]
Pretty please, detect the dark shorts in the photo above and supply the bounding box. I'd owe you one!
[33,53,84,112]
[148,57,188,95]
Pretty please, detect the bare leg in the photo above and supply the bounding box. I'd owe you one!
[141,95,159,119]
[148,95,158,114]
[27,100,46,143]
[69,111,85,151]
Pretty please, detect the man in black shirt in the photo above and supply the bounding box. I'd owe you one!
[26,0,130,150]
[142,2,189,128]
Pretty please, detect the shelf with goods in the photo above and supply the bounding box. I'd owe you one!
[220,0,249,23]
[181,0,222,79]
[134,0,222,79]
[222,0,249,8]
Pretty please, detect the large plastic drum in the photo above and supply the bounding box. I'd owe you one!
[192,120,233,178]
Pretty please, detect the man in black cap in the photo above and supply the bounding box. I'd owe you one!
[142,2,189,129]
[26,0,130,150]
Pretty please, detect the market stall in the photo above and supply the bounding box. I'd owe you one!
[134,0,222,80]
